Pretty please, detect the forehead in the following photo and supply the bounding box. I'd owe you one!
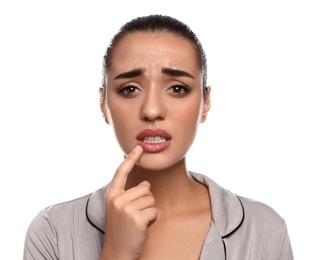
[109,32,200,73]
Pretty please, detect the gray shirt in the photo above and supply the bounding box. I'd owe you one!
[23,172,293,259]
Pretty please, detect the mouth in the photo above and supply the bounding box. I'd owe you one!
[142,136,167,143]
[136,129,172,153]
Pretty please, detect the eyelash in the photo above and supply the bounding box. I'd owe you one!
[167,84,191,96]
[117,85,140,96]
[117,83,191,97]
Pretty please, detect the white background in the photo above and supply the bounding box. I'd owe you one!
[1,0,312,259]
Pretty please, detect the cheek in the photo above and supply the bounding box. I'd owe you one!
[106,95,131,124]
[174,99,203,126]
[107,102,138,153]
[109,106,130,132]
[171,100,203,145]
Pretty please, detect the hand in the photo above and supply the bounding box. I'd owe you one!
[100,145,158,260]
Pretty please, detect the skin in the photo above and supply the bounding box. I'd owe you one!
[99,32,212,260]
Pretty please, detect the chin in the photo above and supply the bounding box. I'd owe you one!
[137,163,169,172]
[137,153,185,172]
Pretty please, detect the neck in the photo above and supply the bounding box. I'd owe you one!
[125,158,203,216]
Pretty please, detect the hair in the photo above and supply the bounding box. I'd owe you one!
[102,14,208,97]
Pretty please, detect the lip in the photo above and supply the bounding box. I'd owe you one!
[136,128,172,153]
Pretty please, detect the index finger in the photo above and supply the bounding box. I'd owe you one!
[109,145,143,192]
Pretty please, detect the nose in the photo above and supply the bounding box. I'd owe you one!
[140,88,166,122]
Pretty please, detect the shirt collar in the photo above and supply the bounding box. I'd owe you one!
[190,172,244,238]
[86,172,244,237]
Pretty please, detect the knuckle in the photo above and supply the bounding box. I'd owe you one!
[123,204,133,215]
[104,193,113,204]
[148,207,158,221]
[151,197,156,206]
[139,185,150,194]
[151,206,158,215]
[110,196,123,209]
[132,213,145,229]
[152,207,158,217]
[146,195,155,206]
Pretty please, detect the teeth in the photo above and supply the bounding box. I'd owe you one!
[143,136,166,143]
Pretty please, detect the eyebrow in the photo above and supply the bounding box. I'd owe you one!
[162,67,194,79]
[114,67,194,80]
[114,68,144,79]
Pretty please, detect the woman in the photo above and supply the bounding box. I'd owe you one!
[24,14,293,259]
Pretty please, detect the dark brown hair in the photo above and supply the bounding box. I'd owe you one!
[102,14,208,95]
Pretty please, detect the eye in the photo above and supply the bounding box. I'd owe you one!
[117,85,140,96]
[167,84,191,96]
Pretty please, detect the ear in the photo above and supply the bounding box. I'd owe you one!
[200,86,211,123]
[99,87,110,124]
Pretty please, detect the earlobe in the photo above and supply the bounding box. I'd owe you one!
[201,86,211,123]
[99,87,110,124]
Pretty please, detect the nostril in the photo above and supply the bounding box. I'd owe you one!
[143,114,164,122]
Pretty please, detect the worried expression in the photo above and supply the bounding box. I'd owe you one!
[101,32,210,170]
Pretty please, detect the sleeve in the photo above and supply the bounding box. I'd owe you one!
[23,210,59,260]
[274,220,294,260]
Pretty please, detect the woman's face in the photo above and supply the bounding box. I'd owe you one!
[101,32,210,171]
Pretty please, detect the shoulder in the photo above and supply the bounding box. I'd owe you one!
[44,193,91,220]
[191,171,286,228]
[238,195,287,230]
[237,195,291,247]
[191,172,289,235]
[24,193,93,259]
[233,196,293,258]
[26,193,91,235]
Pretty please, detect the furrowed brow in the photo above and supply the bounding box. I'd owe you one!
[114,68,144,80]
[162,67,194,79]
